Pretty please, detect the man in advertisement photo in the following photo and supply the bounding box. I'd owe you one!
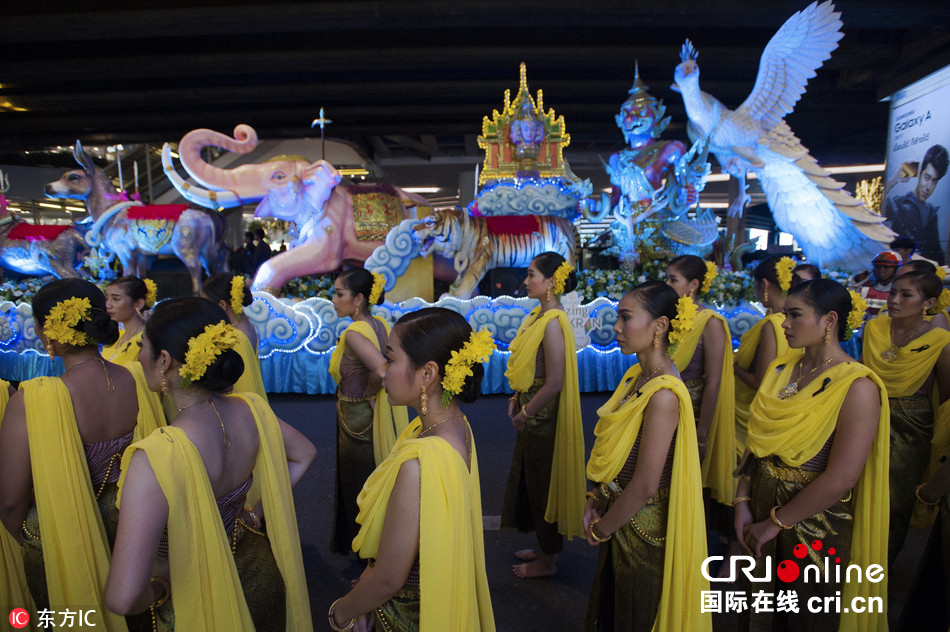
[884,144,949,263]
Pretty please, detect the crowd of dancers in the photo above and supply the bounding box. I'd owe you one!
[2,250,950,631]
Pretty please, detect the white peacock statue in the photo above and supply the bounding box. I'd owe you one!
[672,1,894,271]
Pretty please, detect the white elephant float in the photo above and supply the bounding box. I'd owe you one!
[162,124,438,293]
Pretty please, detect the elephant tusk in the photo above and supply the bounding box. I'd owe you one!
[161,143,244,209]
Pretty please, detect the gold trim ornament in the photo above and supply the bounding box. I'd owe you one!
[701,261,717,294]
[775,257,795,295]
[143,278,157,308]
[552,261,574,296]
[44,297,94,347]
[179,321,240,388]
[441,328,497,407]
[230,275,245,315]
[668,296,697,355]
[846,290,867,341]
[369,271,386,305]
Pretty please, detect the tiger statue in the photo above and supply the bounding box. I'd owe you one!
[413,208,577,298]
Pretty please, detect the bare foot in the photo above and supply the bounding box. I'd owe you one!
[513,548,538,562]
[512,558,557,579]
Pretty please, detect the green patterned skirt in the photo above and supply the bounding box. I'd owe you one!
[373,581,421,632]
[738,456,854,632]
[887,395,934,563]
[584,482,669,632]
[333,392,376,555]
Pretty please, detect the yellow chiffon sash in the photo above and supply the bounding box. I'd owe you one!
[587,371,711,632]
[102,330,143,365]
[125,361,166,441]
[118,393,313,632]
[0,380,36,620]
[862,316,950,397]
[353,419,495,632]
[734,312,788,454]
[748,356,889,632]
[671,308,736,504]
[329,317,409,465]
[232,328,269,403]
[22,378,128,631]
[505,307,585,538]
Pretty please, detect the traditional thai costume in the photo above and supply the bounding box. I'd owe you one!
[861,316,950,562]
[734,312,789,454]
[353,418,495,631]
[117,393,312,632]
[0,380,36,619]
[671,308,737,505]
[501,308,586,550]
[17,364,163,631]
[739,356,889,632]
[585,369,711,632]
[101,330,143,364]
[232,328,268,402]
[329,317,409,554]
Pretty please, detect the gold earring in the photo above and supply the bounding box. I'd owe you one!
[652,330,660,349]
[546,287,552,302]
[160,368,170,394]
[420,384,428,416]
[46,342,55,359]
[763,285,769,304]
[824,327,831,346]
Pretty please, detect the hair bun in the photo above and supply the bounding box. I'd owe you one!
[456,363,484,404]
[198,348,245,392]
[82,309,120,346]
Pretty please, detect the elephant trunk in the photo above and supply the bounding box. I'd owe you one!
[162,144,244,209]
[177,124,265,200]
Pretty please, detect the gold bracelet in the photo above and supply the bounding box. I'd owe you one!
[915,484,939,507]
[585,490,599,501]
[245,506,261,529]
[732,496,752,507]
[328,598,356,632]
[521,404,535,419]
[769,506,794,530]
[149,576,170,609]
[589,518,612,543]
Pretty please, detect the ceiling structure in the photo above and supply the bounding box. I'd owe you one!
[2,0,949,216]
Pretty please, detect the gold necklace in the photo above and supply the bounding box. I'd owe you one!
[778,352,842,399]
[419,413,464,437]
[174,397,231,448]
[618,358,673,407]
[881,319,928,362]
[65,354,115,392]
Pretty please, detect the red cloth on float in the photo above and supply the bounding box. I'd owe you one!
[126,204,188,221]
[483,215,540,235]
[8,224,72,241]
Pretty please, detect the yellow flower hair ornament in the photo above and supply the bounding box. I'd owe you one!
[937,266,948,282]
[143,278,157,308]
[44,297,94,347]
[668,296,697,355]
[179,321,240,388]
[701,261,718,295]
[552,261,575,296]
[846,290,868,340]
[441,328,496,407]
[931,288,950,315]
[230,275,245,315]
[775,257,796,295]
[369,271,386,306]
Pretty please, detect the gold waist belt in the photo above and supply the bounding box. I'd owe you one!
[889,396,930,410]
[337,391,370,403]
[600,480,670,543]
[758,458,821,485]
[683,377,704,389]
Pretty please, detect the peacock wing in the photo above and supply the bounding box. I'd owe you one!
[738,1,844,131]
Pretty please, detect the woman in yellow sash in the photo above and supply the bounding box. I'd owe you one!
[584,281,711,632]
[103,276,154,364]
[200,272,268,401]
[329,307,495,632]
[0,279,164,631]
[104,297,316,631]
[902,456,950,629]
[736,278,888,632]
[861,270,950,564]
[329,267,408,556]
[734,255,793,453]
[502,252,585,579]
